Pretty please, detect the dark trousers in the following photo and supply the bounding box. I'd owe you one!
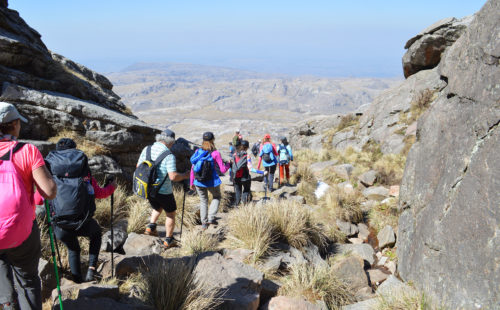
[264,165,277,190]
[233,179,251,205]
[0,221,41,310]
[54,218,101,283]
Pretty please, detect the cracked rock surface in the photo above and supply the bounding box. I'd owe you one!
[397,0,500,308]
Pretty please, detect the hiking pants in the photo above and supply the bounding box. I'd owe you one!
[54,218,102,283]
[0,221,41,310]
[264,165,276,191]
[233,179,251,206]
[279,163,290,183]
[195,185,221,224]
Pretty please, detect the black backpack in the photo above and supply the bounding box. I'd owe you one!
[195,159,214,182]
[45,149,94,230]
[133,146,171,200]
[251,143,259,157]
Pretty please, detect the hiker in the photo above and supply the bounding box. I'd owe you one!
[232,140,251,205]
[257,134,278,192]
[0,102,57,310]
[45,138,117,283]
[232,129,242,147]
[190,132,230,230]
[251,140,261,157]
[138,129,190,248]
[278,136,294,185]
[229,142,235,155]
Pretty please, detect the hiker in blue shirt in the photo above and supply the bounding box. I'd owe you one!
[278,136,293,185]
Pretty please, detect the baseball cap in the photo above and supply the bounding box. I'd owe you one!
[162,129,175,139]
[0,102,28,124]
[264,133,271,139]
[241,140,249,148]
[203,131,215,141]
[235,129,240,133]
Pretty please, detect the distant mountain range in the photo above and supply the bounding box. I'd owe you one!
[107,63,401,142]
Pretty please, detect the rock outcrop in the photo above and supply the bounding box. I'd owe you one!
[402,16,473,78]
[0,4,159,178]
[397,0,500,308]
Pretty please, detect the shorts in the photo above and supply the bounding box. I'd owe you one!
[149,193,177,213]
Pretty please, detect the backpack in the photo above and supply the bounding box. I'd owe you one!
[251,143,259,157]
[279,145,291,164]
[0,142,34,250]
[45,149,95,230]
[232,153,248,179]
[133,146,171,200]
[193,150,214,182]
[261,143,275,164]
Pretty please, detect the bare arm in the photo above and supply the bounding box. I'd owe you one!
[168,171,189,182]
[32,165,57,200]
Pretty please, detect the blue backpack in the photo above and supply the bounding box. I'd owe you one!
[261,143,276,164]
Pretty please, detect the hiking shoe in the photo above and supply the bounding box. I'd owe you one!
[208,219,218,226]
[84,268,97,282]
[201,223,209,230]
[163,237,179,248]
[144,223,158,236]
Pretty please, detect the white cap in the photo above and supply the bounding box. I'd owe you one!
[0,102,28,124]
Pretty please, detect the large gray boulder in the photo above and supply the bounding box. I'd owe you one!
[194,252,264,310]
[397,1,500,308]
[403,16,473,78]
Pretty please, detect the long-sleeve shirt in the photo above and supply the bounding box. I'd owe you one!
[257,142,278,169]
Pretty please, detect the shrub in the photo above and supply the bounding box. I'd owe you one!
[48,129,109,157]
[279,262,355,309]
[265,200,327,251]
[139,258,221,310]
[368,198,400,233]
[375,284,442,310]
[227,203,275,263]
[373,154,406,186]
[321,187,364,224]
[180,230,218,256]
[126,196,150,233]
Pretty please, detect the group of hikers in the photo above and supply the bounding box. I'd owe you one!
[0,102,294,309]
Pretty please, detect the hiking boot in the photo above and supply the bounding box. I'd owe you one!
[201,223,209,230]
[208,219,218,226]
[163,237,178,248]
[84,268,97,282]
[144,223,158,236]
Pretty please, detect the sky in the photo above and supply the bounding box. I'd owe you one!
[11,0,486,77]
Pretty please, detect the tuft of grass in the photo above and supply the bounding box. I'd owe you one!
[265,200,327,251]
[227,203,275,263]
[171,188,201,229]
[139,259,221,310]
[368,198,400,233]
[373,154,406,186]
[94,184,129,227]
[375,284,443,310]
[292,163,317,204]
[180,230,219,256]
[48,129,110,157]
[126,196,151,233]
[279,262,355,309]
[399,89,436,126]
[321,187,364,224]
[401,135,416,157]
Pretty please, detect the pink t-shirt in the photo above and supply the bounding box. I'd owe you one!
[0,141,46,210]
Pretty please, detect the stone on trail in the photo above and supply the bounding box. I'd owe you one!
[388,185,400,197]
[357,223,370,242]
[367,269,390,285]
[342,299,377,310]
[223,248,254,263]
[377,225,396,249]
[336,244,376,266]
[331,254,369,292]
[376,275,410,296]
[309,160,338,175]
[194,252,264,310]
[336,219,359,237]
[348,238,364,244]
[361,186,389,201]
[98,253,165,279]
[39,258,56,300]
[357,170,378,187]
[122,232,163,256]
[101,220,128,252]
[333,164,354,180]
[264,296,324,310]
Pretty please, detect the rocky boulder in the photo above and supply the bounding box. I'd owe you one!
[264,296,324,310]
[397,1,500,308]
[403,16,473,78]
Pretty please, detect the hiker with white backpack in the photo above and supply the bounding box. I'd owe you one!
[45,138,117,283]
[257,134,278,192]
[278,136,294,186]
[190,132,230,230]
[0,102,57,310]
[135,129,190,248]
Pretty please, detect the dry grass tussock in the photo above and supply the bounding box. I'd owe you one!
[399,89,436,126]
[227,203,275,263]
[126,196,151,233]
[265,200,327,251]
[139,258,221,310]
[375,284,443,310]
[373,153,406,186]
[291,163,317,204]
[321,187,364,224]
[48,129,109,157]
[279,262,355,309]
[180,230,218,256]
[368,197,400,233]
[94,184,129,227]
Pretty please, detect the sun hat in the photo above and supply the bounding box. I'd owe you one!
[0,102,28,124]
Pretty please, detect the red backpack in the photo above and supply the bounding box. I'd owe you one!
[232,153,248,179]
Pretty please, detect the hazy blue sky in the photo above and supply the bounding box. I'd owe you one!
[11,0,485,77]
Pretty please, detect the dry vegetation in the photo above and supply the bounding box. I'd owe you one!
[290,163,317,204]
[179,230,219,256]
[324,114,361,146]
[399,89,436,126]
[48,129,110,157]
[126,196,151,233]
[375,284,443,310]
[320,187,364,224]
[368,198,400,233]
[279,262,355,309]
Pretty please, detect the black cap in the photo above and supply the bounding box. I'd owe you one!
[203,131,215,141]
[241,140,249,148]
[280,136,287,142]
[163,129,175,139]
[56,138,77,151]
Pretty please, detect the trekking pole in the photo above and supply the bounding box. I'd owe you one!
[105,175,115,279]
[45,199,64,310]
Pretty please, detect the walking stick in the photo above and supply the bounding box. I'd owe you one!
[105,176,115,278]
[45,199,64,310]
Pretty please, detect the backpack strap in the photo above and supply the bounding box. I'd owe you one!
[146,146,152,162]
[0,142,25,161]
[153,149,172,190]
